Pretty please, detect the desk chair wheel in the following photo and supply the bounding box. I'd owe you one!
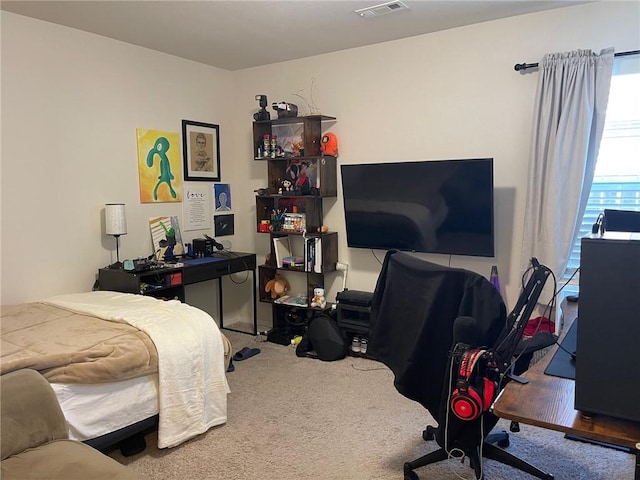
[422,425,436,441]
[486,430,510,448]
[404,463,420,480]
[497,436,510,448]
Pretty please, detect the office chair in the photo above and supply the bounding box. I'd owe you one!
[368,250,555,480]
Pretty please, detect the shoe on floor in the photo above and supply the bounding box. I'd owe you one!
[233,346,261,361]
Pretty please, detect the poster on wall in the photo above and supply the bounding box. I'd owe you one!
[214,214,234,237]
[183,184,212,231]
[137,129,182,203]
[214,183,231,211]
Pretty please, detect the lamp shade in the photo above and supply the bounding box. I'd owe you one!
[105,203,127,236]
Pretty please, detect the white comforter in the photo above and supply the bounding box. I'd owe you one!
[43,291,229,448]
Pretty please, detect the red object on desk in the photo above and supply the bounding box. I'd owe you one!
[524,316,555,336]
[169,272,182,286]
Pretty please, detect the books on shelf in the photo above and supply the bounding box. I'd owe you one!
[304,237,323,273]
[274,235,324,273]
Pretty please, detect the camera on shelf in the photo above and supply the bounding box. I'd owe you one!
[253,94,270,121]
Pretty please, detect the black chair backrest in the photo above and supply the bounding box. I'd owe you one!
[368,250,506,415]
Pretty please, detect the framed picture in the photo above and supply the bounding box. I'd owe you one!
[214,214,235,237]
[182,120,221,181]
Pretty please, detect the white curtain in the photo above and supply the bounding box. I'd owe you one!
[520,48,614,278]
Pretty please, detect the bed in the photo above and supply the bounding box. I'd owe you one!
[1,291,232,451]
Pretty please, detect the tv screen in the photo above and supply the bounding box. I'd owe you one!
[340,158,495,257]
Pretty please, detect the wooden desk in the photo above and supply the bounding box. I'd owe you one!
[99,252,257,334]
[492,300,640,478]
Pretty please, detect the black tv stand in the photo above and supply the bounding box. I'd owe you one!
[336,290,374,358]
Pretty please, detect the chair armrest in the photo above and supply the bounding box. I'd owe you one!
[1,369,68,460]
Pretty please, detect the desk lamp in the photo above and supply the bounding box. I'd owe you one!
[105,203,127,268]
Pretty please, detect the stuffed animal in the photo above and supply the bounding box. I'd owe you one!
[310,287,327,309]
[320,132,338,157]
[279,178,293,194]
[265,274,290,299]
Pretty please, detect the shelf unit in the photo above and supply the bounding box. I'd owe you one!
[253,114,338,344]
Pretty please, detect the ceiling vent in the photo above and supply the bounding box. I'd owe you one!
[355,1,409,18]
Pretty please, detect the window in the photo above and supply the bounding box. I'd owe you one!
[564,61,640,287]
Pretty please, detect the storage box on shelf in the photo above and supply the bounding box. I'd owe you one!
[253,115,335,159]
[254,114,338,344]
[265,156,337,196]
[255,195,326,234]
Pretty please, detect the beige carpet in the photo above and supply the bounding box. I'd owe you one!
[110,330,634,480]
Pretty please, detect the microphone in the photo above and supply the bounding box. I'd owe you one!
[453,316,479,347]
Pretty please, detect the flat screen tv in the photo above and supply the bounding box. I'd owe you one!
[340,158,495,257]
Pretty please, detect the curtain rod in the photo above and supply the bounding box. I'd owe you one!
[514,49,640,72]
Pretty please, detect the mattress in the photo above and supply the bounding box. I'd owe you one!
[1,291,232,449]
[51,374,159,442]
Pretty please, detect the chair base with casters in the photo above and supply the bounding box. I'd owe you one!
[404,424,554,480]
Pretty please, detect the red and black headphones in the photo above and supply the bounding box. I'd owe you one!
[450,348,496,421]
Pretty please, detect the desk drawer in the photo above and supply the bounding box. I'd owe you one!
[182,255,256,284]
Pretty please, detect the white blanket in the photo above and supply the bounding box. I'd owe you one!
[43,291,229,448]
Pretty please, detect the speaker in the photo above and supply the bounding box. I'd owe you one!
[450,349,495,421]
[575,236,640,422]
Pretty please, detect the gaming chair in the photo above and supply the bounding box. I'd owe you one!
[368,250,555,480]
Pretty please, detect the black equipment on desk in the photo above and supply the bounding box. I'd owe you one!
[192,236,224,257]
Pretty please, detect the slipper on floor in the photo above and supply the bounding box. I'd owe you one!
[233,347,261,361]
[227,359,235,372]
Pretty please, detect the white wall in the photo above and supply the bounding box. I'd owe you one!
[231,1,639,309]
[1,12,236,305]
[2,2,639,315]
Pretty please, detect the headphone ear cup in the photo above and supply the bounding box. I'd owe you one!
[451,386,483,421]
[481,377,496,411]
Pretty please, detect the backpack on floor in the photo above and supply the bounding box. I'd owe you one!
[296,314,347,361]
